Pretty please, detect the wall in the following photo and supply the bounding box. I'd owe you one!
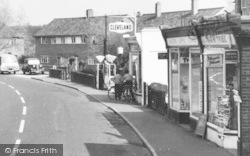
[35,38,104,66]
[239,37,250,156]
[141,28,168,86]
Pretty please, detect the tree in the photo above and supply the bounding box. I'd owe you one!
[0,0,26,55]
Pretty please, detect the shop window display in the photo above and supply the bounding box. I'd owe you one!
[225,64,239,130]
[171,52,179,109]
[207,67,224,127]
[191,53,201,117]
[206,53,239,130]
[132,54,142,93]
[180,49,189,110]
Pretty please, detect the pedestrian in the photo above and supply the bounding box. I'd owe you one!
[122,69,135,101]
[112,70,123,100]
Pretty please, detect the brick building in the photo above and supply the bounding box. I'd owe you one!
[34,9,133,70]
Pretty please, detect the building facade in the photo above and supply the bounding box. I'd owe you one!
[34,9,132,70]
[161,14,250,155]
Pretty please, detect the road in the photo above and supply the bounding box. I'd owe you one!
[0,73,150,156]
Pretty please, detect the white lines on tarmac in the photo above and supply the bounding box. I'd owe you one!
[8,85,14,89]
[15,90,21,95]
[20,97,25,104]
[23,106,27,115]
[15,139,21,144]
[0,82,6,84]
[19,120,25,133]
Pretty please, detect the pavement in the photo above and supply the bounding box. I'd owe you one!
[31,74,237,156]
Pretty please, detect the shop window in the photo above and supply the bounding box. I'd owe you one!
[206,54,224,127]
[226,63,239,130]
[191,53,201,117]
[171,51,179,109]
[131,54,141,93]
[180,48,189,110]
[207,67,224,127]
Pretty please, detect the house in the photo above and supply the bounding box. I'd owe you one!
[0,26,24,58]
[34,9,133,70]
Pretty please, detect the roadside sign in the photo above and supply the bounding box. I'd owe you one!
[109,22,133,33]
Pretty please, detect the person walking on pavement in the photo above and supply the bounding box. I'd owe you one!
[122,69,135,101]
[112,70,123,100]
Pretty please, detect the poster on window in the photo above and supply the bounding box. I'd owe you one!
[207,67,224,123]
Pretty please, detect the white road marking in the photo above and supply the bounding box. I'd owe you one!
[8,85,14,89]
[15,139,21,144]
[20,97,25,104]
[15,90,21,95]
[23,106,27,115]
[19,120,25,133]
[0,82,6,84]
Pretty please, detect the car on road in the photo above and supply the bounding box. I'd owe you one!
[22,58,44,75]
[0,54,20,74]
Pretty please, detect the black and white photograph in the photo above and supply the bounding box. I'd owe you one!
[0,0,249,155]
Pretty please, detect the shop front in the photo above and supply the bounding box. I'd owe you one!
[161,21,242,149]
[124,36,142,104]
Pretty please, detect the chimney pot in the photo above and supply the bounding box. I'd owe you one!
[155,2,161,17]
[86,9,93,18]
[191,0,198,15]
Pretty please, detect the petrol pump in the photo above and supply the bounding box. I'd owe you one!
[96,54,117,90]
[103,61,116,89]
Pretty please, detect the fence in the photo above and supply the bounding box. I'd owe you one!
[49,68,67,80]
[148,83,168,115]
[71,71,96,88]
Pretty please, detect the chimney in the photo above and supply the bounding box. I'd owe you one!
[191,0,198,15]
[86,9,93,18]
[235,0,242,15]
[155,2,161,17]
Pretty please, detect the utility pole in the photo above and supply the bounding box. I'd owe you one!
[104,15,108,56]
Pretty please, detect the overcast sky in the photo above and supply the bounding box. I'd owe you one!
[8,0,228,26]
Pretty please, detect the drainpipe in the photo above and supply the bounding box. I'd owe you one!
[193,24,205,114]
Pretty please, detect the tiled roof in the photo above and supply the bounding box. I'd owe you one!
[34,15,129,37]
[137,7,224,30]
[35,7,224,37]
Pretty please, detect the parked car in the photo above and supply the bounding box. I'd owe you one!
[22,58,44,74]
[0,54,20,74]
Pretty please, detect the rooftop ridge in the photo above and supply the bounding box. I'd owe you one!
[141,7,224,16]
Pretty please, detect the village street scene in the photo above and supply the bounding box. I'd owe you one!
[0,0,249,155]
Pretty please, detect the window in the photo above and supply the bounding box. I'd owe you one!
[81,36,86,44]
[41,56,49,63]
[179,48,189,110]
[170,50,179,109]
[65,37,72,44]
[51,37,56,44]
[12,38,17,45]
[91,36,96,44]
[190,52,201,117]
[61,37,65,44]
[71,37,76,43]
[87,57,94,65]
[41,37,49,44]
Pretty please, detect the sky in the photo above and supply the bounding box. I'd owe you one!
[7,0,229,26]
